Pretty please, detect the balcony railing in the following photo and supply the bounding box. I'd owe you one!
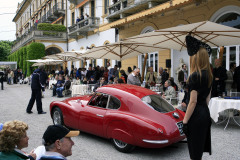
[12,30,67,53]
[47,9,57,21]
[107,0,168,22]
[53,2,65,16]
[108,0,127,14]
[68,17,100,37]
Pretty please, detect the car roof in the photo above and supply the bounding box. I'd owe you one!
[97,84,157,99]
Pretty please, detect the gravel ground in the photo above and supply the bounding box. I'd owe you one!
[0,82,240,160]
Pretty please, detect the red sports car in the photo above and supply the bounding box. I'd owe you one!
[50,84,185,152]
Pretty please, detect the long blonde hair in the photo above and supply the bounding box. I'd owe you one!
[189,47,213,88]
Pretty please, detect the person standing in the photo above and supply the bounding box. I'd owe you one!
[183,35,213,160]
[159,67,169,91]
[108,65,119,81]
[145,67,157,87]
[178,64,188,87]
[212,59,227,97]
[233,64,240,92]
[0,71,4,90]
[26,65,46,114]
[127,68,141,86]
[225,62,236,94]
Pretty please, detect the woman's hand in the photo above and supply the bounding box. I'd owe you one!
[183,119,188,124]
[28,150,36,160]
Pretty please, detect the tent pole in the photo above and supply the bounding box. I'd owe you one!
[141,53,148,82]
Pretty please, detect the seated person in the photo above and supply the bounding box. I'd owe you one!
[56,75,71,97]
[53,75,64,97]
[178,84,189,112]
[113,77,118,84]
[118,78,124,84]
[93,77,107,92]
[40,125,79,160]
[162,80,176,100]
[82,77,88,84]
[169,77,178,91]
[0,121,36,160]
[108,77,114,84]
[88,76,96,84]
[74,76,81,85]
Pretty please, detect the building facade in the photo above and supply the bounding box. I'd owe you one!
[12,0,240,81]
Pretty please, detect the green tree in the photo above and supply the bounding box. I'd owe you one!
[0,41,13,61]
[27,42,45,76]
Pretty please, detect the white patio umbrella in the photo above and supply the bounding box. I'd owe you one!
[126,21,240,51]
[31,59,63,66]
[82,41,165,61]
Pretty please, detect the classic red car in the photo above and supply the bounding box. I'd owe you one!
[50,84,185,152]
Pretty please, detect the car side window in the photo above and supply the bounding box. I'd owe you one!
[108,96,121,109]
[89,92,109,108]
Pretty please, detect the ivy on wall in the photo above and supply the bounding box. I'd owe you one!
[8,42,45,76]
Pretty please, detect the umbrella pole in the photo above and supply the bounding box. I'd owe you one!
[219,46,224,64]
[141,53,148,82]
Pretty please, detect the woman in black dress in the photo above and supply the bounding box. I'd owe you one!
[183,35,213,160]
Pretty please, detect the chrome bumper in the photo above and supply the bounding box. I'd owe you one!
[142,139,169,144]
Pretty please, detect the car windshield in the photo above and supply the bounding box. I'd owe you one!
[141,94,175,113]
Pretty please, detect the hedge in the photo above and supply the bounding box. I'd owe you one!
[26,42,45,76]
[37,23,66,32]
[19,47,24,70]
[22,47,27,75]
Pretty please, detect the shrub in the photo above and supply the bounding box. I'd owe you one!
[37,23,66,32]
[19,47,24,70]
[23,47,27,75]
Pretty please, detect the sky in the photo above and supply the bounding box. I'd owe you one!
[0,0,23,41]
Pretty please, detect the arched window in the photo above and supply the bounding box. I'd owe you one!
[210,5,240,68]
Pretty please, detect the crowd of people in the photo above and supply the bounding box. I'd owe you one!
[0,120,79,160]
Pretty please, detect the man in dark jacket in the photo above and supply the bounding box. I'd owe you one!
[212,59,227,97]
[234,65,240,92]
[26,65,46,114]
[0,71,4,90]
[159,67,169,91]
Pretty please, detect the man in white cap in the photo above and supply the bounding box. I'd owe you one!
[39,125,79,160]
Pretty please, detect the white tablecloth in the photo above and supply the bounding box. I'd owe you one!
[72,85,88,96]
[49,79,57,89]
[208,97,240,122]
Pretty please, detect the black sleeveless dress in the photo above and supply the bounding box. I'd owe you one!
[187,70,212,160]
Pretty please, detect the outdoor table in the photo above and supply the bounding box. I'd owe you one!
[72,84,88,96]
[208,97,240,130]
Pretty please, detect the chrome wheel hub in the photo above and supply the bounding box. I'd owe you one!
[113,139,127,148]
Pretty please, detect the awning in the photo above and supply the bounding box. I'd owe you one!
[76,0,89,9]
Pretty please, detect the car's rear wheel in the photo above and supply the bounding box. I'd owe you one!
[52,107,64,125]
[112,138,135,153]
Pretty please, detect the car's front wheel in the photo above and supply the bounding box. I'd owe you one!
[112,138,135,153]
[52,107,64,125]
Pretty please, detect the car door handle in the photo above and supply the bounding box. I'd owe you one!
[96,114,104,117]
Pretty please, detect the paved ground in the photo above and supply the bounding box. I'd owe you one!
[0,82,240,160]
